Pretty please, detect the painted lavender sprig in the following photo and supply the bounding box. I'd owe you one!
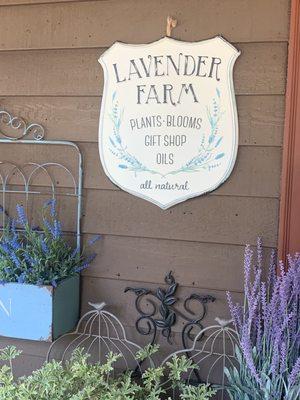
[225,239,300,399]
[168,88,225,176]
[109,92,161,177]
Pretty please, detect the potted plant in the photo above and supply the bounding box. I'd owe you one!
[226,240,300,399]
[0,200,98,342]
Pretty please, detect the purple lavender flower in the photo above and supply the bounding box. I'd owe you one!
[227,291,238,328]
[280,341,287,373]
[9,236,21,251]
[17,273,26,284]
[243,244,253,301]
[44,199,56,217]
[270,342,279,374]
[289,357,300,387]
[10,218,17,236]
[268,249,277,292]
[0,202,96,291]
[240,328,261,384]
[0,243,10,254]
[9,252,21,268]
[43,218,55,236]
[40,238,49,254]
[75,253,96,272]
[16,204,27,227]
[70,247,79,259]
[24,253,35,266]
[53,220,62,239]
[88,234,102,246]
[260,282,267,319]
[256,237,263,271]
[227,241,300,398]
[279,260,285,278]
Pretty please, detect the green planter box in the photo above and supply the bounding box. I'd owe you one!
[0,275,80,342]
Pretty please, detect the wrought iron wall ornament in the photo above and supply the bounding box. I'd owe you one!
[125,271,215,347]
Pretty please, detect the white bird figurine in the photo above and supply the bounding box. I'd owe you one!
[215,317,233,328]
[88,301,106,311]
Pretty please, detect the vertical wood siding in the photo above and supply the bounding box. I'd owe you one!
[0,0,290,375]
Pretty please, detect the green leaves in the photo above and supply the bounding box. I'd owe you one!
[0,346,22,362]
[166,355,196,382]
[0,346,216,400]
[136,344,160,361]
[179,384,217,400]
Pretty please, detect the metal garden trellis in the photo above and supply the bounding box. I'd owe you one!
[0,109,83,251]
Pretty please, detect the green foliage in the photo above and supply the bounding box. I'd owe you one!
[166,355,196,384]
[0,346,216,400]
[180,384,218,400]
[0,346,22,362]
[136,343,160,361]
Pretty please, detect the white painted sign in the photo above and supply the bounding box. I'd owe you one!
[98,36,240,209]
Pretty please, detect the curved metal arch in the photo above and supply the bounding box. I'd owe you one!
[0,162,28,232]
[27,162,77,195]
[74,310,99,334]
[0,161,27,190]
[46,303,155,374]
[23,162,56,195]
[0,170,5,188]
[161,319,238,400]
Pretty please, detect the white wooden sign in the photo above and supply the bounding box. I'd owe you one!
[98,36,240,209]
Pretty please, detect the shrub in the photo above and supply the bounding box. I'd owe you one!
[0,200,98,287]
[0,345,216,400]
[225,240,300,400]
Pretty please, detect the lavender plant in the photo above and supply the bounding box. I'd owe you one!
[0,200,98,287]
[226,240,300,400]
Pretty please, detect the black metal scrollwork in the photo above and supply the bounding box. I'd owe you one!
[125,271,215,349]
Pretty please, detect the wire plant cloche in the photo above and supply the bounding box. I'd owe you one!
[47,302,155,374]
[162,318,238,400]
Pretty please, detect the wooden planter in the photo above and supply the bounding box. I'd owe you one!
[0,275,80,341]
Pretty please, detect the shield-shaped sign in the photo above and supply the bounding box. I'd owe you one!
[98,36,240,209]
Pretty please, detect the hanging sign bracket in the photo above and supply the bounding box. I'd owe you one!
[166,16,177,37]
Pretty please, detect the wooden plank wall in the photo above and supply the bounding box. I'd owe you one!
[0,0,289,375]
